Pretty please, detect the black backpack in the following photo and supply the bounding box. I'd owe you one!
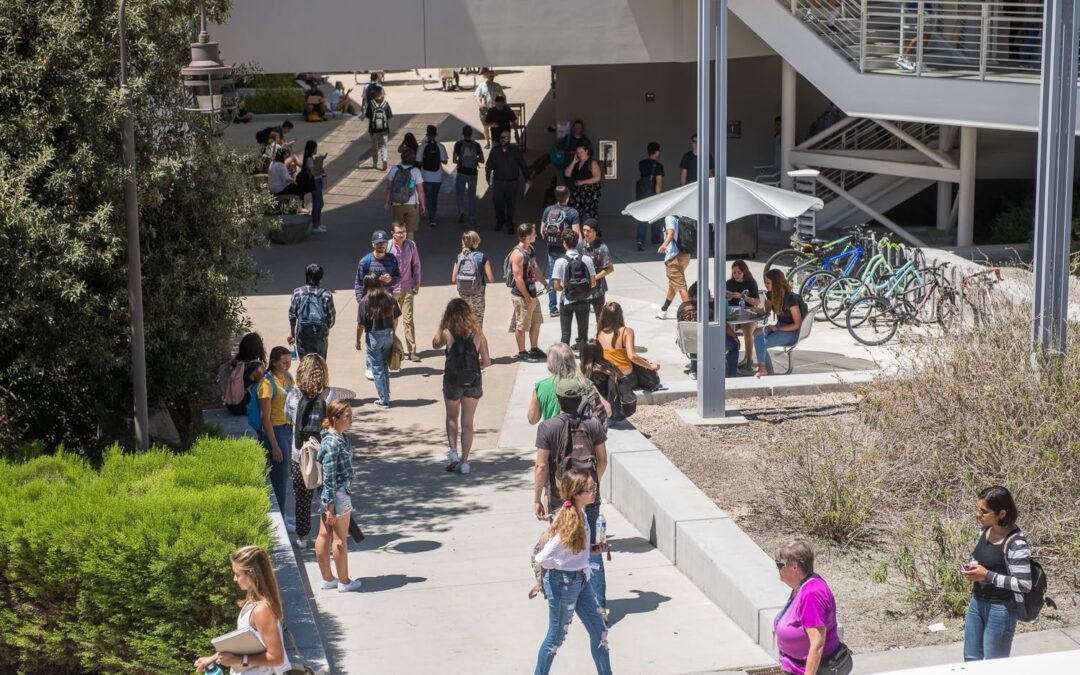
[552,413,598,487]
[606,374,638,421]
[421,142,442,172]
[676,217,697,254]
[562,255,591,304]
[445,333,480,388]
[1004,531,1056,622]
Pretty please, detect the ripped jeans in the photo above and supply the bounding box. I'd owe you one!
[535,569,612,675]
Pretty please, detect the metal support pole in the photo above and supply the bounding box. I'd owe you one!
[956,126,976,247]
[1031,0,1079,358]
[120,0,150,451]
[936,124,953,231]
[780,60,797,192]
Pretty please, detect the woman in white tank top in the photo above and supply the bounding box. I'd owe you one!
[194,546,291,674]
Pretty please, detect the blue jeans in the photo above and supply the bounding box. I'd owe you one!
[535,570,612,675]
[547,251,560,311]
[585,502,607,609]
[311,176,324,226]
[689,335,740,377]
[963,597,1017,661]
[636,219,664,245]
[259,424,293,513]
[753,326,799,372]
[455,173,478,221]
[366,328,394,404]
[423,181,441,222]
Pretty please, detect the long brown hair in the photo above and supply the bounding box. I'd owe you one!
[361,273,396,320]
[579,340,621,382]
[595,301,626,336]
[321,399,351,431]
[439,298,479,338]
[231,545,284,620]
[731,259,756,286]
[549,469,592,554]
[765,268,793,317]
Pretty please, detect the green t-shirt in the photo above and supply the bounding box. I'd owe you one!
[534,377,562,421]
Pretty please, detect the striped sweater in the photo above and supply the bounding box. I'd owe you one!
[970,526,1033,604]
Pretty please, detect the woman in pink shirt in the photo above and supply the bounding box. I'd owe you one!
[773,539,852,675]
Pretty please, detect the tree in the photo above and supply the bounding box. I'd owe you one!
[0,0,266,456]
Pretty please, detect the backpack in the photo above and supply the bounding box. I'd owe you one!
[215,359,248,407]
[370,100,389,132]
[635,162,658,199]
[456,251,484,296]
[390,165,415,204]
[562,255,591,304]
[606,374,638,421]
[542,206,568,247]
[246,372,291,432]
[445,333,481,388]
[503,245,529,288]
[296,288,328,342]
[421,142,442,172]
[579,383,609,431]
[298,436,323,489]
[1003,531,1056,622]
[551,413,598,488]
[676,216,697,254]
[459,141,479,170]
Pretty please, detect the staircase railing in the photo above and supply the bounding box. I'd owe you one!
[785,0,1045,81]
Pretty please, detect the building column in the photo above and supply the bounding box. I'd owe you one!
[937,125,954,231]
[957,126,977,247]
[780,59,796,191]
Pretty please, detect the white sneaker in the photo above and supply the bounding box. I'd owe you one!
[374,399,390,410]
[445,449,460,472]
[295,537,309,549]
[655,307,668,320]
[312,225,327,234]
[320,578,339,590]
[365,368,374,381]
[459,462,471,475]
[896,57,916,72]
[338,578,363,593]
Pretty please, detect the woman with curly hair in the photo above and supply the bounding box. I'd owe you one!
[534,469,612,674]
[433,298,491,474]
[290,353,330,549]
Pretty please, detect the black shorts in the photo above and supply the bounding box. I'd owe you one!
[443,377,483,401]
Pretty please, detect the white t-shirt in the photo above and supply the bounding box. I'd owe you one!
[268,162,291,194]
[329,89,342,110]
[417,140,448,184]
[474,80,505,108]
[534,509,592,578]
[387,165,424,205]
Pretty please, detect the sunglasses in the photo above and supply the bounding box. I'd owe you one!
[775,560,787,570]
[579,485,597,495]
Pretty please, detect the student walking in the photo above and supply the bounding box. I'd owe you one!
[256,346,294,517]
[356,274,401,409]
[564,143,603,220]
[389,222,422,362]
[474,67,505,147]
[552,229,597,350]
[540,186,581,317]
[655,216,693,320]
[453,126,485,225]
[774,539,849,675]
[291,354,329,549]
[581,219,614,319]
[508,223,549,362]
[486,130,530,234]
[365,85,391,170]
[452,230,495,328]
[386,148,427,238]
[533,468,613,674]
[355,230,401,298]
[418,124,449,228]
[634,142,665,250]
[962,486,1033,661]
[288,264,335,361]
[434,298,491,475]
[315,401,364,593]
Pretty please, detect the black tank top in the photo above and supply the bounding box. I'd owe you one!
[972,528,1016,602]
[571,160,595,183]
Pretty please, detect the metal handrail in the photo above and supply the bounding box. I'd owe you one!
[786,0,1046,81]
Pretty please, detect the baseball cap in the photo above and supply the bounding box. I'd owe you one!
[371,230,389,244]
[555,378,586,399]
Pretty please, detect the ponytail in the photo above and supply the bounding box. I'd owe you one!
[549,469,591,554]
[322,399,351,431]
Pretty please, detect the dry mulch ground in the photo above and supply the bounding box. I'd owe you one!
[631,393,1080,653]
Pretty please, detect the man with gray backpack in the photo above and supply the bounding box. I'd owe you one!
[551,229,596,350]
[288,264,336,360]
[453,126,485,226]
[540,186,581,317]
[385,147,426,238]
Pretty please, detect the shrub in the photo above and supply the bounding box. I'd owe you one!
[0,437,270,673]
[894,516,977,617]
[244,88,305,114]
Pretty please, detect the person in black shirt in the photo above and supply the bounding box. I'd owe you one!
[753,269,806,377]
[484,95,517,145]
[453,126,485,225]
[725,260,761,371]
[679,133,716,186]
[485,131,530,233]
[677,282,739,379]
[635,142,665,249]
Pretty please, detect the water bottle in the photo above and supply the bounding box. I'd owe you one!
[595,513,607,546]
[204,661,224,675]
[739,290,748,312]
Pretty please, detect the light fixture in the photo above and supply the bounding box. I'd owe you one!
[181,1,234,119]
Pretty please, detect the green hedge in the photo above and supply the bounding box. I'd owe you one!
[0,437,270,673]
[244,88,306,114]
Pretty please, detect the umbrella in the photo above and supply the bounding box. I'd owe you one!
[621,176,824,224]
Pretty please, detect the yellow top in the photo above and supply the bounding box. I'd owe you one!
[257,371,293,427]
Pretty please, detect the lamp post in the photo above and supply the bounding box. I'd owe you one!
[119,0,232,451]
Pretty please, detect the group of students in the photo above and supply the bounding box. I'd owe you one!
[261,121,328,233]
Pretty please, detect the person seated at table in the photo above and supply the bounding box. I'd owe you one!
[754,269,808,377]
[596,301,662,392]
[725,260,761,371]
[305,85,327,120]
[677,282,739,379]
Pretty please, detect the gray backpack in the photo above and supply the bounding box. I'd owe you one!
[456,251,484,296]
[390,165,414,205]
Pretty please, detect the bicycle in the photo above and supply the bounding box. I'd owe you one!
[845,265,956,345]
[959,267,1003,327]
[762,224,870,277]
[799,235,898,319]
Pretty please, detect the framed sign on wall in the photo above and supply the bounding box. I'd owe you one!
[598,140,617,180]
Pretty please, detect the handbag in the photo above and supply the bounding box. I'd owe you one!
[389,336,404,372]
[820,642,854,675]
[281,622,317,675]
[348,514,365,543]
[297,437,322,490]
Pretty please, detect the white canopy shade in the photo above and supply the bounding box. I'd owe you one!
[621,176,824,224]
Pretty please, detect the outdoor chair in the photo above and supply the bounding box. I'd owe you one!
[767,303,816,375]
[676,321,697,358]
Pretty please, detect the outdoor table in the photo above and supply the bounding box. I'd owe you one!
[725,310,763,326]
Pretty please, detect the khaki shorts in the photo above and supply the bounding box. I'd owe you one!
[392,204,420,237]
[665,252,691,292]
[509,296,543,333]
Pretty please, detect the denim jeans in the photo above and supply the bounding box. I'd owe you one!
[455,173,478,222]
[635,219,664,245]
[753,326,800,372]
[259,424,293,513]
[689,334,740,377]
[547,251,560,311]
[963,597,1017,661]
[534,570,612,675]
[584,502,607,609]
[560,301,591,348]
[311,175,324,226]
[423,181,441,222]
[366,328,394,404]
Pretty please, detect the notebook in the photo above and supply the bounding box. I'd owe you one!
[211,626,266,671]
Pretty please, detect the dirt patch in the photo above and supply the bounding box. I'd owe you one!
[632,393,1080,653]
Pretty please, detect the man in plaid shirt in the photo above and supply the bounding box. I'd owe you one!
[288,264,336,360]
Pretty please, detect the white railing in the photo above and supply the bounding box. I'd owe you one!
[787,0,1045,81]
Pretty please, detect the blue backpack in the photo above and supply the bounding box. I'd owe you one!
[247,372,292,432]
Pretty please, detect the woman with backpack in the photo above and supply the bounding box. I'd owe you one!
[753,269,807,378]
[219,332,266,415]
[314,400,363,594]
[534,469,613,675]
[451,230,494,328]
[255,346,294,522]
[962,486,1033,661]
[433,298,491,475]
[291,354,329,549]
[579,341,623,427]
[595,301,662,393]
[564,142,603,219]
[356,273,400,409]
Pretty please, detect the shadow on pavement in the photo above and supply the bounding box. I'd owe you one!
[360,573,428,592]
[606,536,654,555]
[385,539,442,554]
[605,589,672,627]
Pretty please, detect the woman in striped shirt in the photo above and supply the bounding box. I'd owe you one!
[314,400,363,594]
[962,485,1032,661]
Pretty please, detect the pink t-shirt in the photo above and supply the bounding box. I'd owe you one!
[774,576,841,675]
